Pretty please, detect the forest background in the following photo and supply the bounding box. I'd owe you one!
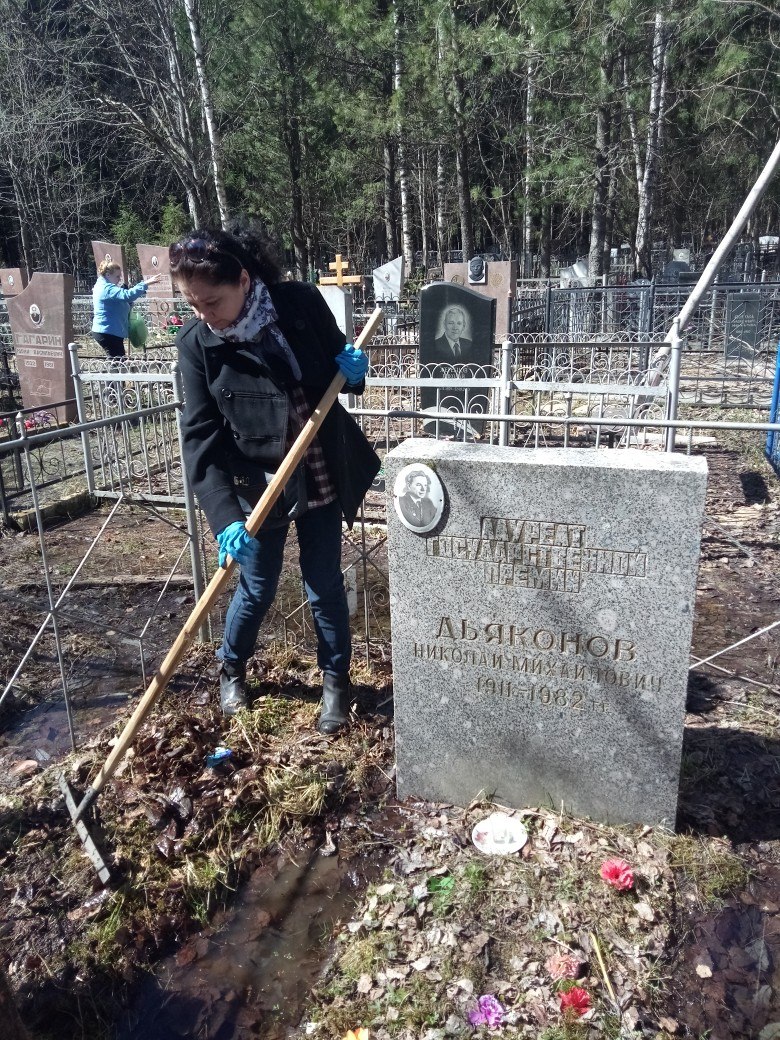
[0,0,779,284]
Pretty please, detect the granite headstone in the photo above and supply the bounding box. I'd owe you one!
[372,256,405,301]
[6,273,77,422]
[91,241,128,284]
[137,243,175,330]
[418,282,495,437]
[725,292,762,362]
[385,440,708,828]
[317,284,354,339]
[0,268,29,298]
[444,260,515,341]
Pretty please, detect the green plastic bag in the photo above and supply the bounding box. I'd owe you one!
[128,309,148,349]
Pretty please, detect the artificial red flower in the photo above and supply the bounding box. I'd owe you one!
[599,857,634,891]
[559,986,591,1016]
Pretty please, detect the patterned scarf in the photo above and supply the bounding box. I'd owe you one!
[208,277,302,381]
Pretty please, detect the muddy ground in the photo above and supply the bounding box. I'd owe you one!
[0,432,779,1040]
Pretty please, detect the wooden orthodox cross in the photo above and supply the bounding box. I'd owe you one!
[319,253,363,287]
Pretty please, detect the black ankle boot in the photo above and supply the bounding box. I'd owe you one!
[219,661,248,717]
[317,672,351,734]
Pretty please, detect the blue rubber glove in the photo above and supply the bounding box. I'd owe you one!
[335,343,368,384]
[216,521,259,568]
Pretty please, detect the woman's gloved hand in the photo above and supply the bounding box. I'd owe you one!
[216,521,259,567]
[335,343,369,384]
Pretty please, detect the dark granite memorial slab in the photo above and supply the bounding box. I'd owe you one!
[725,291,762,361]
[443,260,516,341]
[0,268,29,298]
[7,273,76,422]
[419,282,495,436]
[91,241,128,284]
[386,441,708,829]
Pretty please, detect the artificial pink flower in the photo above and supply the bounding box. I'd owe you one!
[599,857,634,891]
[468,994,505,1029]
[559,986,591,1016]
[545,952,582,980]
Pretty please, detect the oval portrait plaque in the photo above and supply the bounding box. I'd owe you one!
[392,463,445,534]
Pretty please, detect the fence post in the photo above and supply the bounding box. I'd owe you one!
[172,363,208,642]
[665,317,683,452]
[707,274,719,350]
[499,340,512,447]
[544,281,552,333]
[646,278,656,337]
[69,343,96,496]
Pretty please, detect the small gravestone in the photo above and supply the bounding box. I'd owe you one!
[661,259,690,283]
[6,273,77,422]
[137,243,175,331]
[443,260,515,341]
[0,268,28,298]
[317,284,354,339]
[91,241,128,284]
[725,292,762,361]
[418,282,495,437]
[372,256,405,301]
[385,440,707,828]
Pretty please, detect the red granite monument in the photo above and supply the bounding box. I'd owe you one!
[91,241,128,284]
[6,273,77,423]
[443,259,516,342]
[0,268,29,298]
[136,243,175,329]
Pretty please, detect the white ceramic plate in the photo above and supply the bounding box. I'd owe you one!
[471,812,528,855]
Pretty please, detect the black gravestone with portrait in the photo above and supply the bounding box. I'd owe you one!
[419,282,495,437]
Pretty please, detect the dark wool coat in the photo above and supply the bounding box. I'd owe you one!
[176,280,380,536]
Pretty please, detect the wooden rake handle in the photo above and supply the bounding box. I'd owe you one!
[74,307,385,819]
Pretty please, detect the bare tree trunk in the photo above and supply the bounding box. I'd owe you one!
[630,10,670,276]
[417,150,429,268]
[383,138,398,258]
[588,51,614,283]
[182,0,229,227]
[282,114,308,277]
[439,1,473,260]
[393,2,414,272]
[436,145,447,262]
[522,62,536,278]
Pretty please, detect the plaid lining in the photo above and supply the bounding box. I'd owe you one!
[288,383,337,509]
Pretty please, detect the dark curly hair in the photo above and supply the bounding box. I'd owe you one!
[168,221,282,287]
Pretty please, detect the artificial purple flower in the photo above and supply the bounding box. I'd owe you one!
[468,994,505,1030]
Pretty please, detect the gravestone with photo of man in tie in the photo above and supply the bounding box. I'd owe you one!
[418,281,495,437]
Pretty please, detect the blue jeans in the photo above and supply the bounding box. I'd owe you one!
[219,499,350,676]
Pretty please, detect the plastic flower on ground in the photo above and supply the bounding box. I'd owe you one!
[559,986,591,1016]
[342,1030,369,1040]
[600,857,634,891]
[468,994,505,1030]
[545,951,583,980]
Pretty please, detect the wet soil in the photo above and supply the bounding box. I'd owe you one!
[0,439,778,1039]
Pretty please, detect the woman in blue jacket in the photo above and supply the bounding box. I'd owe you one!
[91,260,160,359]
[170,226,379,732]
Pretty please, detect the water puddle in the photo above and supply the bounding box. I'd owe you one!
[667,862,780,1038]
[115,835,391,1039]
[0,676,136,784]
